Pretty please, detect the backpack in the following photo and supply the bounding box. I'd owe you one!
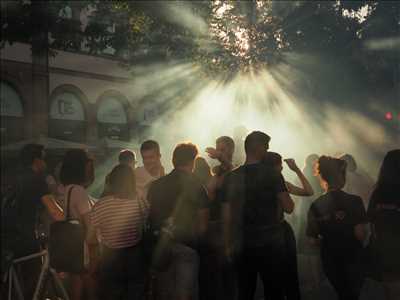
[49,186,85,273]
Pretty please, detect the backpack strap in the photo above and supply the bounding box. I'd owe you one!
[66,186,74,221]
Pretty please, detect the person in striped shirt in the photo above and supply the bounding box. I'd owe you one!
[89,164,147,300]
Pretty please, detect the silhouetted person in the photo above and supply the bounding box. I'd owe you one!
[220,131,295,300]
[148,142,209,300]
[367,149,400,300]
[295,154,325,294]
[13,144,64,299]
[264,152,314,300]
[307,156,367,300]
[297,154,323,243]
[200,136,236,300]
[340,153,374,209]
[193,156,213,186]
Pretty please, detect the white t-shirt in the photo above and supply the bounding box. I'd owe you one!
[134,166,162,201]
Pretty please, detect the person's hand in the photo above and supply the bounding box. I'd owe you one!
[206,147,221,160]
[284,158,300,172]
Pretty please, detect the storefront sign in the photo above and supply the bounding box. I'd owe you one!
[49,92,85,121]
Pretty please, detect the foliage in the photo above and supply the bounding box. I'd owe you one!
[1,1,398,84]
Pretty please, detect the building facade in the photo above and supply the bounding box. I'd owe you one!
[1,42,159,147]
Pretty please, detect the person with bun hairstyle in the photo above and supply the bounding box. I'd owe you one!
[306,156,367,300]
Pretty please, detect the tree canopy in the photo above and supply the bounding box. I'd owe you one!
[1,1,399,85]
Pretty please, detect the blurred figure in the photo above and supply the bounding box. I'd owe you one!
[232,125,247,166]
[263,152,314,197]
[295,154,323,241]
[135,140,165,201]
[307,156,367,300]
[206,136,235,203]
[89,164,147,300]
[12,144,64,299]
[60,149,97,300]
[148,142,209,300]
[221,131,295,300]
[295,154,325,296]
[102,149,136,197]
[303,154,324,197]
[193,156,213,186]
[367,149,400,300]
[200,136,236,300]
[339,153,374,209]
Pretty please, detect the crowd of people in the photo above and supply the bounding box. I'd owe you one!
[2,131,400,300]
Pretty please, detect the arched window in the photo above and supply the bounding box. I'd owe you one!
[49,86,87,142]
[0,81,25,144]
[97,92,129,141]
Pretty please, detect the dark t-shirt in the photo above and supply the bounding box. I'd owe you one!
[219,163,287,247]
[147,169,209,247]
[367,185,400,277]
[18,168,49,240]
[368,184,399,221]
[307,190,367,261]
[210,165,231,221]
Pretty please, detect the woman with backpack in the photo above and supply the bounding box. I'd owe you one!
[367,149,400,300]
[59,149,97,300]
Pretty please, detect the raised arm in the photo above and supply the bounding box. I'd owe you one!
[206,147,233,172]
[284,159,314,196]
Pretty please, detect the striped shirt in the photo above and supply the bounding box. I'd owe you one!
[91,196,147,249]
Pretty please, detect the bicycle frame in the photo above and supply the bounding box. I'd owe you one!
[4,250,69,300]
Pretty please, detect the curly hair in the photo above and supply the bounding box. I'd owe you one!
[317,156,347,190]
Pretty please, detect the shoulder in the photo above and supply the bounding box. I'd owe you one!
[226,165,245,179]
[340,191,363,203]
[135,166,150,177]
[67,184,88,201]
[148,173,169,192]
[94,195,113,207]
[152,173,169,185]
[311,194,327,210]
